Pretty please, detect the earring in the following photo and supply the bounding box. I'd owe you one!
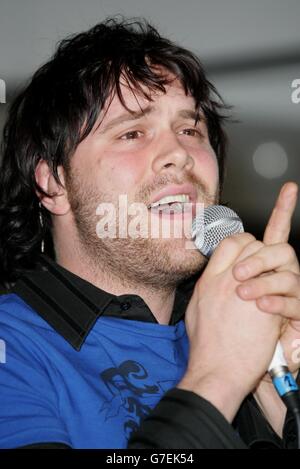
[39,202,45,253]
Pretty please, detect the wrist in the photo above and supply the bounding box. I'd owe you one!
[177,371,248,422]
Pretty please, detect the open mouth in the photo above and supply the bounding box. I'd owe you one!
[148,194,193,214]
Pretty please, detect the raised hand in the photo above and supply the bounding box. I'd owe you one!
[179,232,282,422]
[233,182,300,373]
[179,183,299,426]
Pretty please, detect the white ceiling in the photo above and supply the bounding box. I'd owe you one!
[0,0,299,244]
[1,0,300,85]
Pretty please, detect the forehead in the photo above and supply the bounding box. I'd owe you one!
[100,78,197,124]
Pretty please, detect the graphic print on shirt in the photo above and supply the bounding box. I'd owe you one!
[99,360,175,440]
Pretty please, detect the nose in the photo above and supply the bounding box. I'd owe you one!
[151,132,194,174]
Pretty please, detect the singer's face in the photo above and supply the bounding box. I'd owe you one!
[64,77,219,286]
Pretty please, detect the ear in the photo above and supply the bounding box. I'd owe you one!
[35,160,71,215]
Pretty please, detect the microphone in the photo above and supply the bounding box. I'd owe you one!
[191,205,299,410]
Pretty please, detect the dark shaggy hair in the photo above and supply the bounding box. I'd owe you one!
[0,17,229,285]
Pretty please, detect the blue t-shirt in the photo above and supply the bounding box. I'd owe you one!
[0,293,189,448]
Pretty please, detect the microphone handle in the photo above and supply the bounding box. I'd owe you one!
[268,342,299,399]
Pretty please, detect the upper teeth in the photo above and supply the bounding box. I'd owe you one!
[150,194,190,208]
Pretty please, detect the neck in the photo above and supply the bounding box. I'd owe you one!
[54,231,176,325]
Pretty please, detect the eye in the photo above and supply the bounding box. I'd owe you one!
[120,130,143,140]
[179,128,204,138]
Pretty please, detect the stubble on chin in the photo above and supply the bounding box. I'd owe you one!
[64,169,217,289]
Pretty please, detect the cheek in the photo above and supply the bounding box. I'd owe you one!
[70,139,148,200]
[96,149,147,193]
[194,147,219,188]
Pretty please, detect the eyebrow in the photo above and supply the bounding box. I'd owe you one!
[96,106,154,134]
[178,109,203,123]
[96,106,204,135]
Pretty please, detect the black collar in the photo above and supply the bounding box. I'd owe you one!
[12,255,196,351]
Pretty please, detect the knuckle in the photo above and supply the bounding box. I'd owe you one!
[228,232,255,246]
[239,232,256,244]
[292,273,300,290]
[249,240,264,251]
[284,271,298,288]
[218,236,239,251]
[282,243,296,262]
[251,243,265,260]
[239,239,264,259]
[217,233,256,256]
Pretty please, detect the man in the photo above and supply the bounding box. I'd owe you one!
[0,18,299,449]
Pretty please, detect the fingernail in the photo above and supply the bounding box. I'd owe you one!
[238,285,252,298]
[286,183,298,197]
[235,264,250,279]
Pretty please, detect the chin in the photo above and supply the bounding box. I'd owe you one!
[155,236,204,272]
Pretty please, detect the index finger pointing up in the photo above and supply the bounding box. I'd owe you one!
[263,182,298,246]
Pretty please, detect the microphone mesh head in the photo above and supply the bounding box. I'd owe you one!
[192,205,244,257]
